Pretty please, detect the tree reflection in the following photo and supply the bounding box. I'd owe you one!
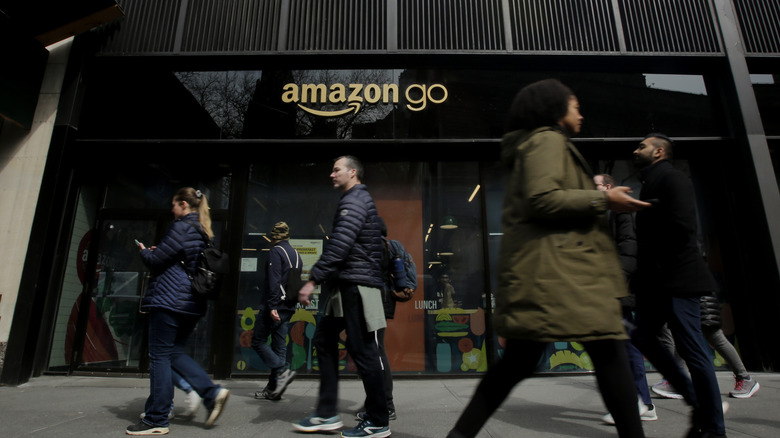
[175,71,261,139]
[291,70,395,139]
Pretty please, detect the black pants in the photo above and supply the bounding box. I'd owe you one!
[313,282,389,426]
[448,339,644,438]
[371,327,395,411]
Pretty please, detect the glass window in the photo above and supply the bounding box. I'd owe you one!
[751,73,780,136]
[233,159,494,375]
[78,67,724,140]
[48,165,230,373]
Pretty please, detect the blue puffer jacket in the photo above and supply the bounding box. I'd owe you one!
[140,212,207,316]
[310,184,384,289]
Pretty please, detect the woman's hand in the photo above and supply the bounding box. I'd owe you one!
[606,186,652,212]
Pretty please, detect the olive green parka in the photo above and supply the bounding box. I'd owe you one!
[494,127,628,342]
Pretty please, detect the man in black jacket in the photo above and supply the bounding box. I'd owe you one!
[630,134,726,438]
[251,221,299,400]
[293,156,390,438]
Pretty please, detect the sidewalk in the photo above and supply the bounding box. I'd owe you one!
[0,372,776,437]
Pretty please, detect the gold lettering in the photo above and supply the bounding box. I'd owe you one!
[428,84,448,104]
[329,83,346,103]
[383,84,399,103]
[281,83,299,103]
[364,84,381,104]
[406,84,427,111]
[302,84,327,103]
[348,84,364,102]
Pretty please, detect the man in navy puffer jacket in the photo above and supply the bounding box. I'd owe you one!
[293,156,390,438]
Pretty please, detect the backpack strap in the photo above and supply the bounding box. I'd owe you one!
[181,220,210,275]
[276,245,300,268]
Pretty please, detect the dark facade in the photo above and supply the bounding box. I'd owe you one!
[3,0,780,385]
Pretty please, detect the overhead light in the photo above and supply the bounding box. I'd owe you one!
[438,251,454,256]
[440,214,458,229]
[468,184,481,202]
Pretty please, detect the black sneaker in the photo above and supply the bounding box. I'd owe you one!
[341,419,390,437]
[356,410,396,421]
[254,388,281,401]
[126,421,169,435]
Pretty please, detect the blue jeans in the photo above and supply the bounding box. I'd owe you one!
[632,294,725,435]
[143,309,221,427]
[313,282,388,426]
[172,369,192,393]
[251,308,294,388]
[622,307,652,406]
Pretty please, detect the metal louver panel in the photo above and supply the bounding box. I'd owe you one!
[733,0,780,54]
[619,0,722,53]
[286,0,387,50]
[398,0,505,50]
[181,0,282,52]
[99,0,181,53]
[507,0,619,52]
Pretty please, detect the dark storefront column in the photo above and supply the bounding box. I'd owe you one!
[712,0,780,370]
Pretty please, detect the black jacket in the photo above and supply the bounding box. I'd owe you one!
[309,184,384,289]
[266,240,301,311]
[634,160,717,295]
[700,292,722,329]
[609,210,638,307]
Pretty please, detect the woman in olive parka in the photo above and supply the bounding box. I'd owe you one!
[447,79,650,438]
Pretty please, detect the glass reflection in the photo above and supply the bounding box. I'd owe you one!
[79,67,724,140]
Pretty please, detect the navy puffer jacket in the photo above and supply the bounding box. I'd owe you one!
[140,212,207,316]
[310,184,384,289]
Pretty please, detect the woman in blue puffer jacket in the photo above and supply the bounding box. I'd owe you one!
[126,187,229,436]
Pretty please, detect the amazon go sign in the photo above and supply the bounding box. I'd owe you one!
[281,82,448,117]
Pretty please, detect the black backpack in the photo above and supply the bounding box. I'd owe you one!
[277,245,304,304]
[184,222,230,299]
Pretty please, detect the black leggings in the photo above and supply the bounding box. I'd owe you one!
[449,339,645,438]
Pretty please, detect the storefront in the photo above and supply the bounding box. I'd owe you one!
[3,0,780,384]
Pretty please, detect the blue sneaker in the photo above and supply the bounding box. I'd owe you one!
[341,419,391,437]
[293,415,344,432]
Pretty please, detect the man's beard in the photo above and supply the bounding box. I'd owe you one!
[633,155,652,169]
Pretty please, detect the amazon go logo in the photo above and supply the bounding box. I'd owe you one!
[281,82,448,117]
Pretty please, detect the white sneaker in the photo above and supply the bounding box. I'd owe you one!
[182,390,201,417]
[602,399,657,424]
[651,379,683,399]
[205,388,229,427]
[641,404,658,421]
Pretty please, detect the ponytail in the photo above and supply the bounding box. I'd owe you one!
[174,187,214,239]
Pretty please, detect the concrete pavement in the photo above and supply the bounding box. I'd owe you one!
[0,371,777,437]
